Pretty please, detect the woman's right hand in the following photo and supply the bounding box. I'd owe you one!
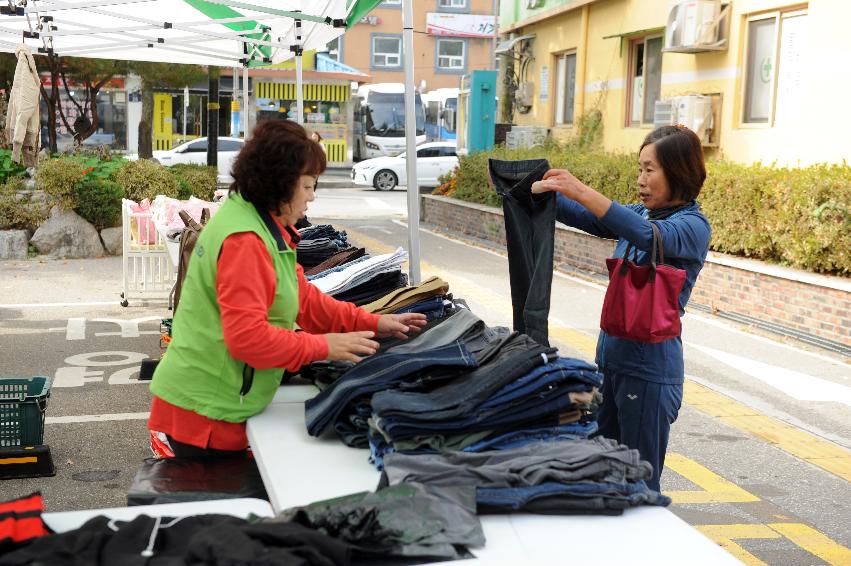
[324,331,380,363]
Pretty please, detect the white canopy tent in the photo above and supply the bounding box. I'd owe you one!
[0,0,423,282]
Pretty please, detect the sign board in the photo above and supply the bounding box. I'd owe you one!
[539,66,549,101]
[426,13,496,38]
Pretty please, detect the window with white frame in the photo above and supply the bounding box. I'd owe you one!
[437,39,465,70]
[380,0,401,6]
[627,35,663,126]
[743,9,807,125]
[555,52,577,125]
[372,35,401,67]
[439,0,467,8]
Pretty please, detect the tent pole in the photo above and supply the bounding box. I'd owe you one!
[402,0,421,284]
[295,16,304,126]
[242,65,250,138]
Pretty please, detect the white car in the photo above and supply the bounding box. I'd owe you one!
[152,137,245,184]
[351,142,459,191]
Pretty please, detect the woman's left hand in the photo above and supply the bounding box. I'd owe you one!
[376,313,428,340]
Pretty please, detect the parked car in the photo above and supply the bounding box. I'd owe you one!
[141,137,244,184]
[351,141,458,191]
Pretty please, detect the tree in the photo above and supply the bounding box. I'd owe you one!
[35,52,62,154]
[128,62,206,158]
[59,57,129,144]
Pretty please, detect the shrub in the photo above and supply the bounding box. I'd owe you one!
[169,164,218,201]
[74,179,123,229]
[34,156,88,209]
[113,159,180,202]
[0,149,28,184]
[443,141,851,275]
[70,154,127,182]
[0,178,45,231]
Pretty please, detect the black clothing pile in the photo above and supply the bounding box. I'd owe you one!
[0,486,484,565]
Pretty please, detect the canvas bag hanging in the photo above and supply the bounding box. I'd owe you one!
[600,222,686,343]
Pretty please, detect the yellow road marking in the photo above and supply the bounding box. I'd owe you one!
[697,524,778,566]
[769,523,851,566]
[697,524,779,566]
[665,453,760,504]
[697,524,851,566]
[685,381,851,483]
[0,456,37,465]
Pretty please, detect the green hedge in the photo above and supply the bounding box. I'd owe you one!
[0,178,45,231]
[169,164,218,201]
[444,142,851,275]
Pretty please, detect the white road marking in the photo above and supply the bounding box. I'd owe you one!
[690,344,851,406]
[64,351,149,367]
[46,412,151,424]
[365,197,393,210]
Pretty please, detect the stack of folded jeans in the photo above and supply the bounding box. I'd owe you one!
[304,340,480,447]
[333,269,408,306]
[296,224,352,269]
[368,355,601,468]
[380,438,671,515]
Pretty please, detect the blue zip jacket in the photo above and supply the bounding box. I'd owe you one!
[556,196,711,384]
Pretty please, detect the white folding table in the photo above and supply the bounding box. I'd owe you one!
[247,391,743,566]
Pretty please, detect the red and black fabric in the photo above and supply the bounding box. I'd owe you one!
[0,492,49,553]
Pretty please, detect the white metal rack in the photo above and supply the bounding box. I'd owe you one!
[121,200,176,306]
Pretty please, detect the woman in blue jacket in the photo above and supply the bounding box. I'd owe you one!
[532,125,711,492]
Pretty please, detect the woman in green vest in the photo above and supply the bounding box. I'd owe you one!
[148,119,426,458]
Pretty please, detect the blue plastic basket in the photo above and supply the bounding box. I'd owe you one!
[0,376,51,447]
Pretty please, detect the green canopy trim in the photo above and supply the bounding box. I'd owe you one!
[346,0,384,28]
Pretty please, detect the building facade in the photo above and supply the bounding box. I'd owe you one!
[498,0,849,166]
[341,0,498,91]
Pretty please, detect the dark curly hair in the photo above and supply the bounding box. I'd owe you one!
[230,119,326,214]
[640,125,706,202]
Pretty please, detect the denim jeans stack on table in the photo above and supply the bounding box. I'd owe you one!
[367,354,602,468]
[295,224,352,269]
[379,438,671,515]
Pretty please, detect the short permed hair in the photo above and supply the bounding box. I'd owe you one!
[230,119,326,214]
[640,125,706,202]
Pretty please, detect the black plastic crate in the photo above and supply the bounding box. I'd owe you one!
[0,376,51,447]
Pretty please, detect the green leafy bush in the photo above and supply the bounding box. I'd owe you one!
[0,178,45,231]
[444,141,851,275]
[73,179,123,229]
[34,156,89,209]
[113,158,180,202]
[169,164,218,201]
[70,154,127,182]
[0,149,28,184]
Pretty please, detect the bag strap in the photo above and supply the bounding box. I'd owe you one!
[618,221,664,281]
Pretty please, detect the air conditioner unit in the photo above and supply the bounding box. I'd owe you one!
[653,95,714,144]
[665,0,725,52]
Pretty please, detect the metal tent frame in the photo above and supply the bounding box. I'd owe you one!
[0,0,422,282]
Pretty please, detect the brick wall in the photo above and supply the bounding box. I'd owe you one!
[421,195,851,349]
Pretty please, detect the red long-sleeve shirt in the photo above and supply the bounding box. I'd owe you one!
[149,220,380,451]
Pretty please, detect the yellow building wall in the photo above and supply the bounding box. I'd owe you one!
[509,0,850,166]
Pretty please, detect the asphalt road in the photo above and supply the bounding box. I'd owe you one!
[1,186,849,565]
